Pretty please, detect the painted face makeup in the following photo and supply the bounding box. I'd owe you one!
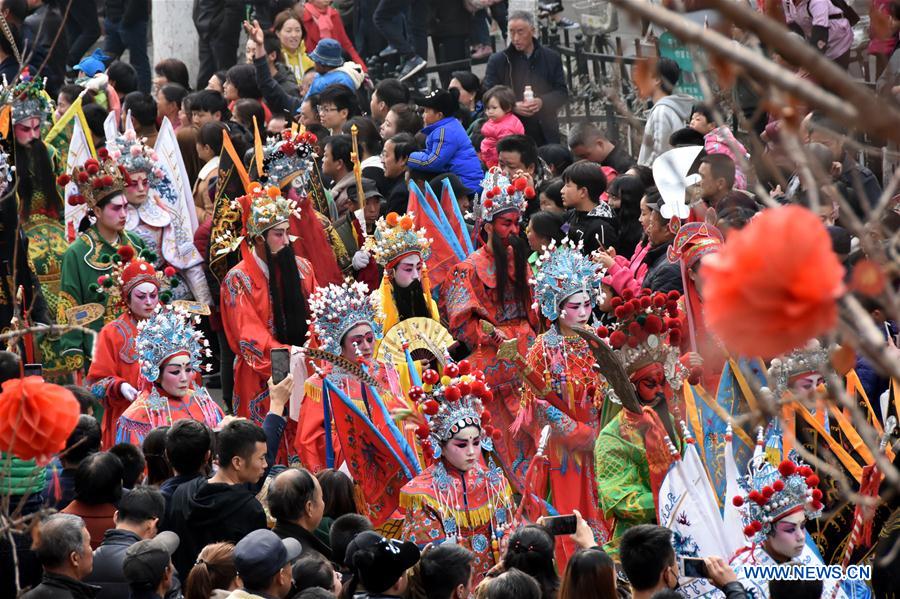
[767,510,807,560]
[159,354,193,398]
[342,323,376,361]
[630,362,671,408]
[128,281,160,319]
[491,213,520,242]
[392,254,423,288]
[559,291,593,330]
[442,425,481,472]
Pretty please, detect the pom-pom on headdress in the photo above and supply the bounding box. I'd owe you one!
[106,130,167,186]
[474,167,532,223]
[135,305,212,384]
[765,339,829,398]
[531,238,605,321]
[59,147,129,210]
[308,281,384,355]
[364,211,432,268]
[593,288,693,385]
[90,245,179,309]
[4,72,54,124]
[732,453,824,544]
[237,182,300,239]
[407,359,495,460]
[262,129,318,189]
[667,221,724,268]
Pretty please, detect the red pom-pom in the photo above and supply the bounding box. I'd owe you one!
[457,359,471,376]
[812,500,823,511]
[513,177,528,191]
[610,297,623,309]
[773,480,785,492]
[621,288,634,301]
[640,296,652,309]
[56,174,71,186]
[444,363,460,378]
[282,130,293,141]
[163,266,176,277]
[97,147,109,159]
[423,369,440,385]
[644,315,663,334]
[423,400,439,415]
[628,321,642,336]
[812,488,823,501]
[307,133,317,145]
[85,161,100,175]
[609,330,626,349]
[92,178,103,189]
[668,330,682,345]
[491,429,502,441]
[480,410,492,424]
[627,336,640,348]
[470,381,486,397]
[667,290,680,301]
[778,460,796,477]
[799,466,813,477]
[762,486,774,498]
[743,525,755,537]
[100,175,114,187]
[595,326,609,338]
[117,245,135,261]
[752,521,763,532]
[482,389,493,403]
[491,186,501,196]
[458,382,471,396]
[483,198,494,209]
[749,490,765,505]
[77,171,90,183]
[614,306,627,319]
[805,475,819,487]
[506,185,515,195]
[732,495,744,507]
[524,186,535,199]
[416,423,431,438]
[408,386,424,401]
[444,386,461,402]
[67,194,84,206]
[282,143,296,156]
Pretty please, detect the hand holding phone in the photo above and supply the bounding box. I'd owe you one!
[271,348,290,385]
[542,514,577,536]
[679,557,710,579]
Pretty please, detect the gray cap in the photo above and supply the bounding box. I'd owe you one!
[234,529,303,581]
[122,531,180,587]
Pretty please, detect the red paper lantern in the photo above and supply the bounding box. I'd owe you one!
[0,377,80,463]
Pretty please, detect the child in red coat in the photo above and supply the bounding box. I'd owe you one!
[301,0,367,71]
[479,85,525,167]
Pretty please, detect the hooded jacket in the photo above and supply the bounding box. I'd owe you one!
[168,477,267,577]
[637,93,694,166]
[408,117,484,193]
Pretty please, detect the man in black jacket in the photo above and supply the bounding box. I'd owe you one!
[483,11,568,146]
[86,487,181,599]
[268,468,334,561]
[167,420,269,577]
[22,0,67,96]
[561,160,618,255]
[22,514,98,599]
[638,187,682,294]
[103,0,151,93]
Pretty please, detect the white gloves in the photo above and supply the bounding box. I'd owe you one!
[120,383,138,402]
[352,249,370,271]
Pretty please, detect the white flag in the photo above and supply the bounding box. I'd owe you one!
[103,110,119,143]
[154,117,198,232]
[63,116,94,241]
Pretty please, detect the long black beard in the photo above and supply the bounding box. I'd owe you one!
[14,140,62,218]
[266,244,309,346]
[490,232,530,315]
[393,278,432,321]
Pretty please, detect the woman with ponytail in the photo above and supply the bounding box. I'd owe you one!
[184,542,240,599]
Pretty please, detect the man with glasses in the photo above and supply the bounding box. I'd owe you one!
[483,11,568,146]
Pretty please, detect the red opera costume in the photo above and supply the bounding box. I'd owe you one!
[219,182,317,439]
[115,306,223,445]
[443,171,538,490]
[87,246,176,448]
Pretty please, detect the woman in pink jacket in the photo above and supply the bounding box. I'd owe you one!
[480,85,525,167]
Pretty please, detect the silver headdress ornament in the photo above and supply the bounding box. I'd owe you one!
[364,211,432,268]
[3,73,54,124]
[136,305,212,384]
[106,130,167,186]
[308,281,384,355]
[262,129,318,189]
[766,339,830,397]
[474,167,532,223]
[531,238,606,321]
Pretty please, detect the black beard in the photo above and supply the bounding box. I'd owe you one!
[14,139,62,218]
[490,231,530,315]
[266,244,310,346]
[393,278,432,321]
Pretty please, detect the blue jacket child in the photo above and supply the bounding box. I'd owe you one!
[409,88,484,193]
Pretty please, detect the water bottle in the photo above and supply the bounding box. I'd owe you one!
[523,85,534,102]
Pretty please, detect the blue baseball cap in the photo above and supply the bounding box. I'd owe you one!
[73,48,109,77]
[309,38,344,67]
[234,529,302,581]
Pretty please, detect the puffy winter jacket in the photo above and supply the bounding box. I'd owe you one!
[480,112,525,167]
[409,117,484,193]
[637,93,694,166]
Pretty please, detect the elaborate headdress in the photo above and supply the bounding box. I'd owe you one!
[0,146,15,197]
[473,168,532,223]
[531,238,605,321]
[59,148,129,210]
[732,453,824,543]
[308,281,383,354]
[4,73,54,124]
[135,305,212,384]
[364,211,432,268]
[408,360,496,459]
[238,182,299,239]
[667,221,725,268]
[594,288,694,385]
[90,245,178,309]
[262,129,318,189]
[766,339,829,397]
[106,130,167,186]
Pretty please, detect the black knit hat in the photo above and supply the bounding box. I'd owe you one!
[415,88,461,118]
[345,531,421,593]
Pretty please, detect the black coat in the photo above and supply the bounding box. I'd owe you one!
[21,573,100,599]
[642,241,683,294]
[427,0,472,38]
[564,206,619,256]
[272,520,334,561]
[483,40,568,146]
[23,4,67,97]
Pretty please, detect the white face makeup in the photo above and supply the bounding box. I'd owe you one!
[441,425,481,472]
[766,510,807,560]
[559,291,592,329]
[391,254,423,288]
[159,354,193,398]
[341,323,376,362]
[128,281,160,319]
